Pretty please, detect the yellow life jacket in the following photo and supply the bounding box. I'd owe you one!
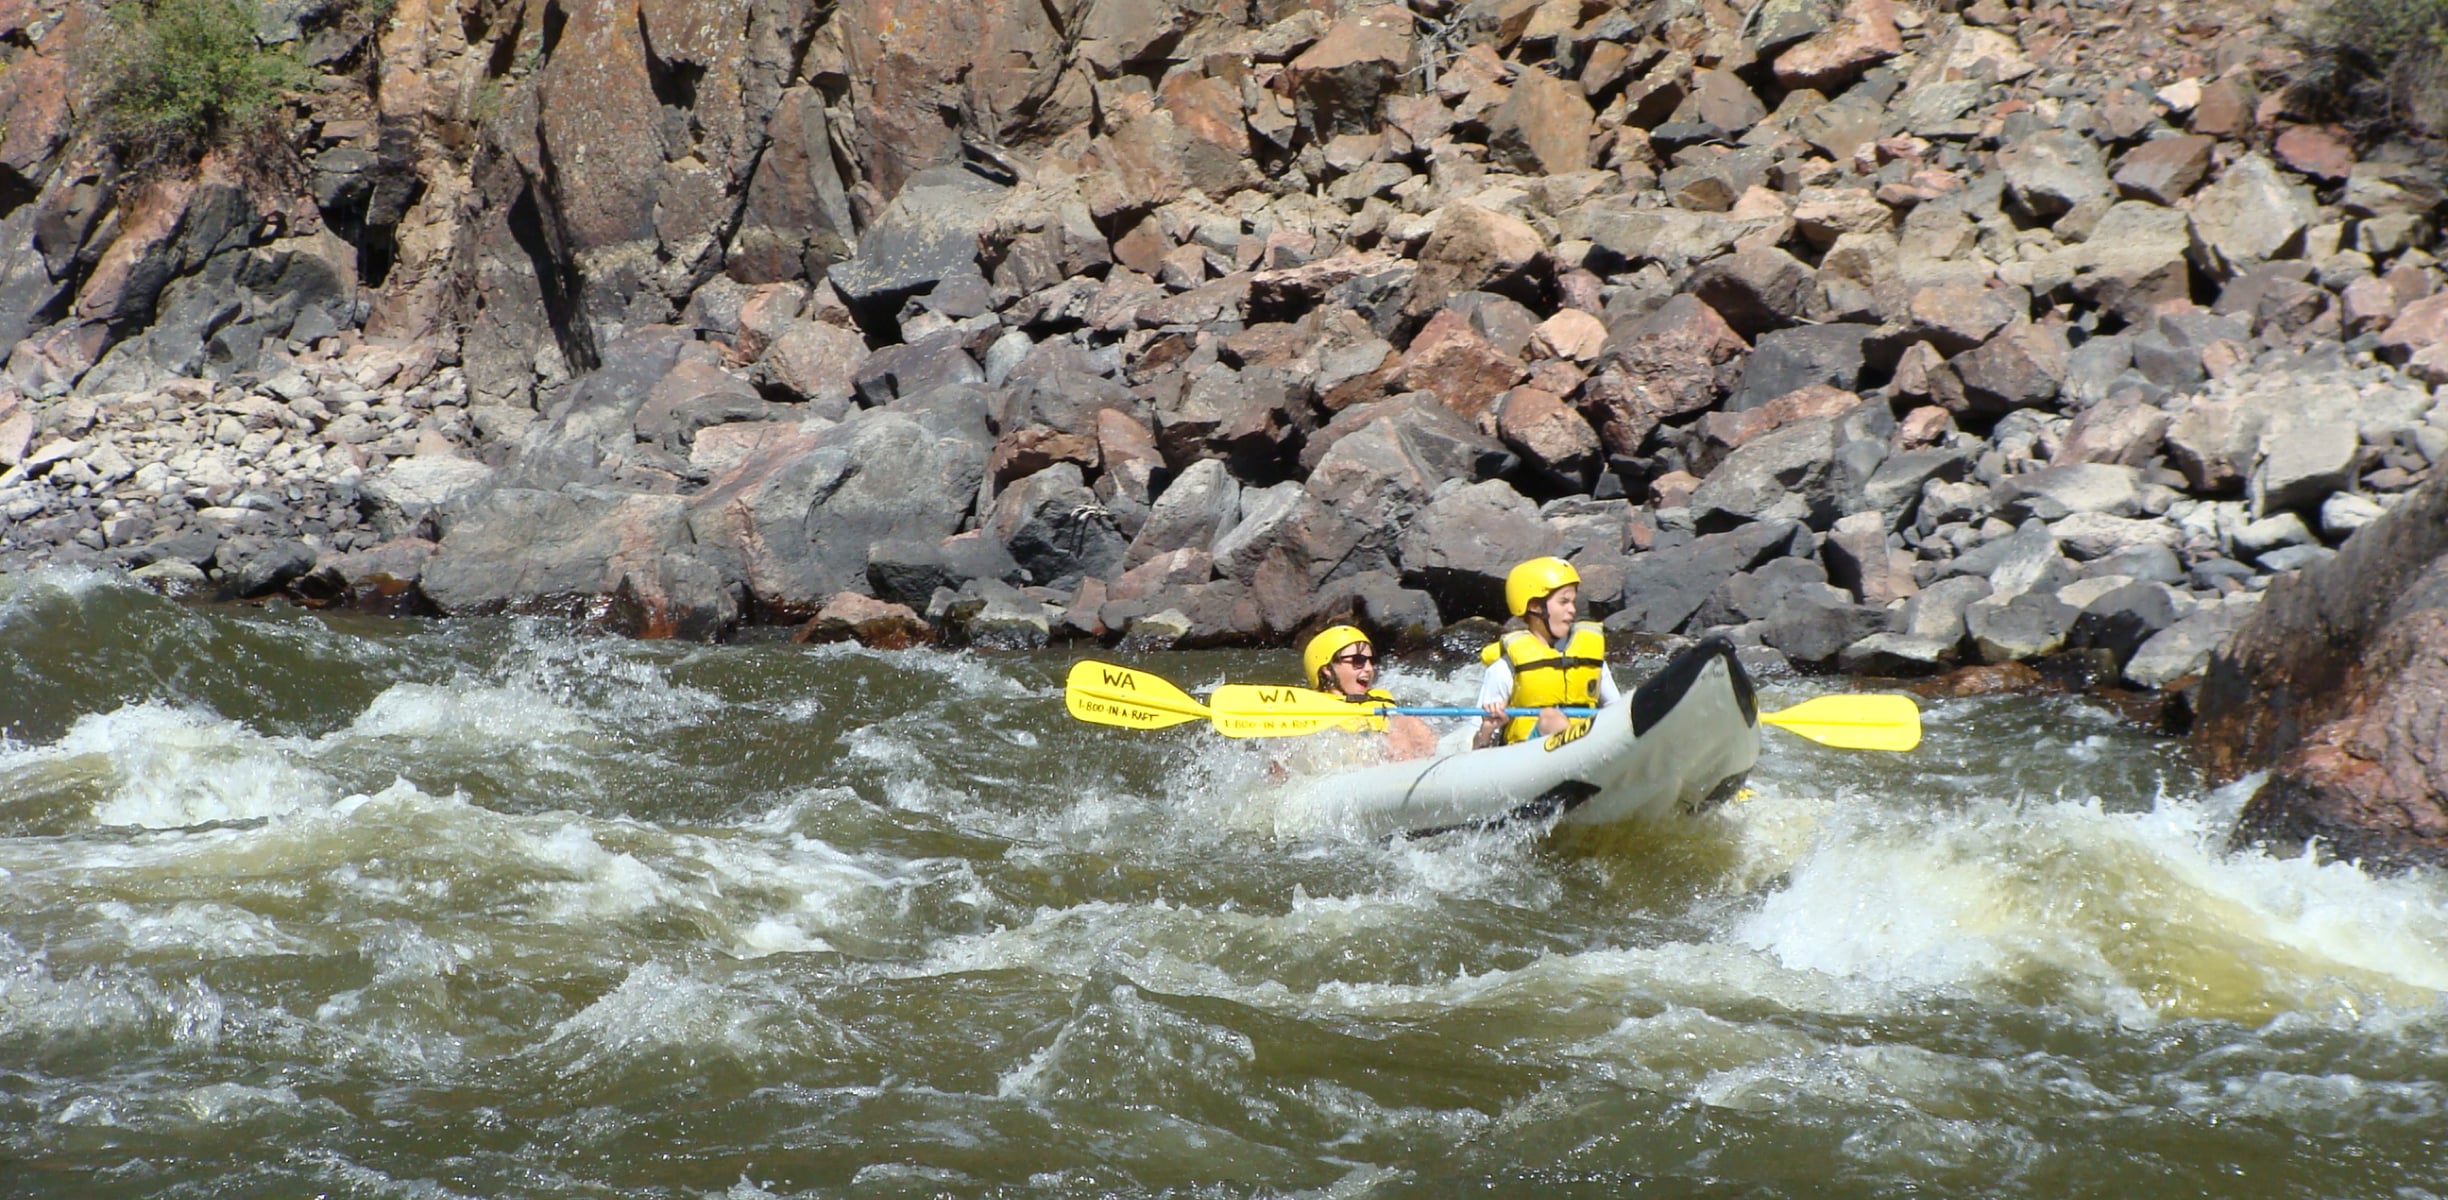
[1479,622,1607,744]
[1335,686,1395,732]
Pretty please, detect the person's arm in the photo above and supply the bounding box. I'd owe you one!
[1596,664,1623,707]
[1474,658,1513,749]
[1383,714,1438,760]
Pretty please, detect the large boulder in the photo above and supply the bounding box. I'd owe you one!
[424,488,744,639]
[1582,295,1749,456]
[826,165,1010,323]
[2200,467,2448,869]
[1394,478,1557,620]
[683,405,989,618]
[2189,155,2317,280]
[984,462,1129,590]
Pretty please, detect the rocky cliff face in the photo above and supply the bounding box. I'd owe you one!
[0,0,2443,670]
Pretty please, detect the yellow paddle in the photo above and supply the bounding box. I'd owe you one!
[1062,659,1211,729]
[1065,661,1923,751]
[1205,683,1923,751]
[1756,692,1922,752]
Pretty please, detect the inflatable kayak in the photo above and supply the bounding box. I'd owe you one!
[1271,637,1762,840]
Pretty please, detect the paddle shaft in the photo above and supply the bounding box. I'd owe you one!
[1378,706,1597,718]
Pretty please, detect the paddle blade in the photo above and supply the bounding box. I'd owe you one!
[1760,693,1922,752]
[1064,660,1209,730]
[1207,684,1387,739]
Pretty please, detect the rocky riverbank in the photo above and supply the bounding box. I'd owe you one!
[8,0,2445,678]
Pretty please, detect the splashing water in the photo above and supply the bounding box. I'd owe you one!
[1,567,2444,1198]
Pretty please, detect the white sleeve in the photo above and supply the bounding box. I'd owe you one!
[1476,658,1515,711]
[1597,666,1623,707]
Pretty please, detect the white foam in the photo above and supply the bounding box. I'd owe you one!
[1728,782,2448,1023]
[91,900,306,959]
[538,961,768,1072]
[37,702,335,829]
[346,682,597,745]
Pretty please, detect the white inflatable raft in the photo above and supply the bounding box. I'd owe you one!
[1271,637,1763,841]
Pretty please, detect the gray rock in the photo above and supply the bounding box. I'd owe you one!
[1838,631,1962,674]
[1127,458,1240,568]
[2125,597,2257,687]
[853,330,985,406]
[2233,511,2317,556]
[1732,324,1875,410]
[1966,590,2081,662]
[2189,155,2317,279]
[2254,419,2360,515]
[1688,416,1843,530]
[2257,543,2337,573]
[215,535,319,599]
[1606,519,1810,634]
[2066,580,2181,669]
[1995,462,2142,521]
[1395,478,1558,620]
[1687,247,1816,339]
[360,455,495,542]
[985,463,1129,591]
[427,489,743,639]
[1863,447,1976,524]
[684,408,987,614]
[827,165,1010,312]
[2048,511,2182,560]
[1898,574,1993,642]
[2321,492,2388,539]
[2086,541,2186,585]
[2001,128,2113,219]
[945,578,1052,651]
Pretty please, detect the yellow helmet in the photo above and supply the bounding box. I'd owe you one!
[1505,556,1580,617]
[1302,625,1374,688]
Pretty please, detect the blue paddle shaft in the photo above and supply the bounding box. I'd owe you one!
[1380,706,1600,718]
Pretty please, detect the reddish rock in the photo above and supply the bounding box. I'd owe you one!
[1108,548,1218,602]
[2274,125,2356,181]
[760,321,869,413]
[2189,76,2255,138]
[2204,469,2448,869]
[1772,0,1902,93]
[1280,5,1419,139]
[1398,310,1526,422]
[1405,204,1545,319]
[987,428,1100,490]
[1895,404,1955,449]
[1529,309,1608,363]
[1699,384,1863,452]
[794,592,934,649]
[2341,276,2403,337]
[1582,295,1749,456]
[1494,386,1600,488]
[0,42,70,175]
[835,0,1080,200]
[1649,470,1702,509]
[1486,66,1595,175]
[2378,293,2448,366]
[2112,135,2217,205]
[1948,321,2070,415]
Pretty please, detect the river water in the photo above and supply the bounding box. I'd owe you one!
[2,567,2443,1198]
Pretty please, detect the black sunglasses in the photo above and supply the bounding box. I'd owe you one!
[1333,651,1376,666]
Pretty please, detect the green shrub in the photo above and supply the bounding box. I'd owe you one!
[2292,0,2448,136]
[97,0,308,164]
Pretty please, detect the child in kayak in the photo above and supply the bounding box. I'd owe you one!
[1304,625,1439,761]
[1474,557,1621,748]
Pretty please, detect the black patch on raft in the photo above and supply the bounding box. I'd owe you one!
[1630,635,1756,736]
[1398,780,1601,841]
